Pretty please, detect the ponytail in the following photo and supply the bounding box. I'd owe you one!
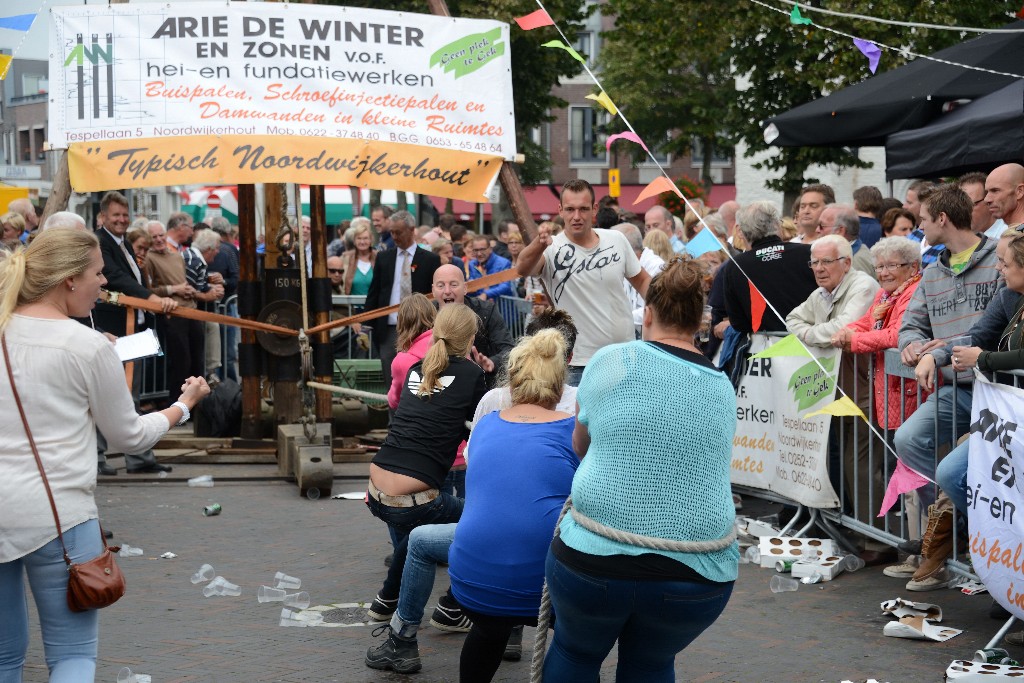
[415,303,478,396]
[0,248,27,335]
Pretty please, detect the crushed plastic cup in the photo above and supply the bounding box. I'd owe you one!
[118,545,143,557]
[769,575,799,593]
[744,546,761,564]
[800,571,823,585]
[117,667,152,683]
[187,475,214,487]
[279,608,308,627]
[258,585,287,603]
[283,591,310,610]
[190,563,215,584]
[842,555,866,573]
[274,572,301,589]
[202,576,241,597]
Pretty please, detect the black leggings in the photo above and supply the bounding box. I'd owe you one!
[458,607,537,683]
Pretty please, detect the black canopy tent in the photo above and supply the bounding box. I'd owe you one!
[885,80,1024,180]
[762,20,1024,148]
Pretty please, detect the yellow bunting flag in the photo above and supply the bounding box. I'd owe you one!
[585,91,617,116]
[748,334,812,360]
[804,395,867,421]
[0,55,12,80]
[541,40,585,64]
[634,175,682,204]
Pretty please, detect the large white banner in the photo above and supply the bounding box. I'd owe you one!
[731,334,841,509]
[968,375,1024,620]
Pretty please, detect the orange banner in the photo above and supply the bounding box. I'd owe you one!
[68,135,502,201]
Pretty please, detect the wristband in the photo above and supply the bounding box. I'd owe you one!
[171,401,191,426]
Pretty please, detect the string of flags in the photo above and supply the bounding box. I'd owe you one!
[0,11,39,80]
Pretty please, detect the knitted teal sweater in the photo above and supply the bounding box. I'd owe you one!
[559,341,739,582]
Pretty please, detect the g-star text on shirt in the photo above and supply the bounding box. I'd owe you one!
[551,243,621,302]
[756,245,783,262]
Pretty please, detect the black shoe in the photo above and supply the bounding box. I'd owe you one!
[503,625,524,661]
[367,593,398,622]
[126,463,173,474]
[429,593,472,633]
[898,538,923,555]
[384,553,393,567]
[98,463,118,476]
[365,625,421,674]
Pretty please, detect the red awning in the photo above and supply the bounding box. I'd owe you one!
[430,183,736,221]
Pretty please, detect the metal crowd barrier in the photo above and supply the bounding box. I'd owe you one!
[497,295,532,341]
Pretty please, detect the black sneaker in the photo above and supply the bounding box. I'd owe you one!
[365,625,421,674]
[429,594,472,633]
[367,593,398,622]
[503,625,524,661]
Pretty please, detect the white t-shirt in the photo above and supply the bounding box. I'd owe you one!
[464,384,578,463]
[540,228,641,366]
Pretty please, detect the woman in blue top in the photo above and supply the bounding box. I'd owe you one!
[447,328,578,683]
[542,257,739,683]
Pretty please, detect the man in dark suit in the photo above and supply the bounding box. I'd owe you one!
[364,210,441,391]
[93,191,177,474]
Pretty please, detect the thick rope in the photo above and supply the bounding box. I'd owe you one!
[529,496,737,683]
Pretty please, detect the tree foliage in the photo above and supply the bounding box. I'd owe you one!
[319,0,588,185]
[598,0,734,195]
[728,1,1021,198]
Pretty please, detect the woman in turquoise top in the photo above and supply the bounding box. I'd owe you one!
[343,222,376,297]
[542,257,738,683]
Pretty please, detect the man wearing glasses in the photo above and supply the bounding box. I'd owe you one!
[467,235,514,300]
[785,235,876,347]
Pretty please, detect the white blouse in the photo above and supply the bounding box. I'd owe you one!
[0,315,170,561]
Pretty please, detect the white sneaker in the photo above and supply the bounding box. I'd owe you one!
[882,555,920,578]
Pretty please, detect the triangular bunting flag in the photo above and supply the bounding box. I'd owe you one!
[0,55,12,81]
[0,14,36,32]
[685,227,722,258]
[749,334,811,360]
[514,9,554,30]
[634,176,682,204]
[606,131,648,152]
[585,91,617,116]
[877,460,931,517]
[541,40,585,64]
[804,395,867,420]
[853,38,882,74]
[749,282,766,332]
[790,5,812,25]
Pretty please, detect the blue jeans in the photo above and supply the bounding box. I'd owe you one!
[0,519,103,683]
[936,440,969,514]
[440,468,466,499]
[542,550,733,683]
[893,384,973,507]
[393,524,457,635]
[566,365,585,387]
[366,492,463,599]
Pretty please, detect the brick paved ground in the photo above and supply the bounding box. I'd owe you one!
[16,459,1019,683]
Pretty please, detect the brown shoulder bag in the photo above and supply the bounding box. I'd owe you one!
[3,335,126,612]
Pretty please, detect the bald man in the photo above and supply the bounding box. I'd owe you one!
[718,200,740,244]
[431,264,513,389]
[985,163,1024,230]
[8,197,38,238]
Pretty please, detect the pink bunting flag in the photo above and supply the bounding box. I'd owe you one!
[853,38,882,74]
[605,131,648,153]
[634,176,681,205]
[515,9,554,30]
[877,460,930,517]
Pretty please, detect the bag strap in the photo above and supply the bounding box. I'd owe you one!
[3,333,75,566]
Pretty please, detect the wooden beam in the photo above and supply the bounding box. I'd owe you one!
[308,184,332,421]
[237,183,262,439]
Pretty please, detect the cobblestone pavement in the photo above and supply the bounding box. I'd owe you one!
[16,461,1018,683]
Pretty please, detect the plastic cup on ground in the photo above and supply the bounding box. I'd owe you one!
[190,563,215,584]
[279,608,307,627]
[842,555,866,572]
[218,579,241,597]
[117,667,152,683]
[202,576,226,597]
[258,586,287,603]
[188,475,214,487]
[744,546,761,564]
[769,575,799,593]
[283,591,310,609]
[274,572,301,589]
[800,571,823,585]
[118,545,143,557]
[306,488,321,501]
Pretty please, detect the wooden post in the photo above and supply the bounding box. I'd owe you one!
[308,185,332,422]
[40,151,71,224]
[237,184,262,439]
[426,0,539,244]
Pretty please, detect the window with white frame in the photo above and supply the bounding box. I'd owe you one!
[572,31,594,67]
[570,106,607,164]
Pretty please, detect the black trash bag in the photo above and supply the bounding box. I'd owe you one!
[194,378,242,437]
